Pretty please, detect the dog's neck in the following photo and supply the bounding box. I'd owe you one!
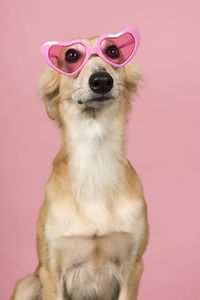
[62,107,127,209]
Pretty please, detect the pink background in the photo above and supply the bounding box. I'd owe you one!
[1,0,200,299]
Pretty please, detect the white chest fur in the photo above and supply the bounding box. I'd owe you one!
[64,107,126,203]
[45,196,144,239]
[45,197,145,299]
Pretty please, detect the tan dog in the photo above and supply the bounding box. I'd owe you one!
[11,35,149,300]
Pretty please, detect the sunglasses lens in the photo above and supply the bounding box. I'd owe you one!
[100,33,135,65]
[48,43,86,74]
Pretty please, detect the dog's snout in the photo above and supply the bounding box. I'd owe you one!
[89,72,113,94]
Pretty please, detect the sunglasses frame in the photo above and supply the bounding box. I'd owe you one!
[41,27,140,77]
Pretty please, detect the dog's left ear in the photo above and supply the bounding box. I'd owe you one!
[39,67,61,126]
[124,63,142,95]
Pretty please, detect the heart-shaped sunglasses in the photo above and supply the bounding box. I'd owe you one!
[41,28,140,77]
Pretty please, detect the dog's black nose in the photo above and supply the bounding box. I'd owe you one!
[89,72,113,94]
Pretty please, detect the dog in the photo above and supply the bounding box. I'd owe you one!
[11,29,149,300]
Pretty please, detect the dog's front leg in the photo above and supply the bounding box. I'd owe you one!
[39,266,64,300]
[118,283,129,300]
[118,258,144,300]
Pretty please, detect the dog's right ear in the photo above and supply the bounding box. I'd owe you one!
[39,68,61,126]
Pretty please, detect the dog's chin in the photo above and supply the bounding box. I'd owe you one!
[78,97,115,117]
[81,97,115,109]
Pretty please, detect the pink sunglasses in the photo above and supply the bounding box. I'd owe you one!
[41,28,140,77]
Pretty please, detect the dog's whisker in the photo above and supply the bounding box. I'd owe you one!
[71,88,81,94]
[71,87,85,96]
[117,83,126,88]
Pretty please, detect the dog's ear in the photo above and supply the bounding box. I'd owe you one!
[39,68,61,125]
[124,63,142,95]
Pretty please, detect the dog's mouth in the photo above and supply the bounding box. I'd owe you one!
[88,96,114,103]
[78,96,114,105]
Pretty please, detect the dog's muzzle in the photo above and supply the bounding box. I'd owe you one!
[89,71,113,96]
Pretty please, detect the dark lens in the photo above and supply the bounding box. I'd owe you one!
[105,45,120,59]
[65,49,80,63]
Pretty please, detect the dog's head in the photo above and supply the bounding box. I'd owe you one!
[39,35,141,127]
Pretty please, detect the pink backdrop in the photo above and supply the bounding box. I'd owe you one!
[1,0,200,299]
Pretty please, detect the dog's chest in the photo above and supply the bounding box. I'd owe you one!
[45,197,144,266]
[45,194,144,299]
[52,232,133,299]
[46,195,144,240]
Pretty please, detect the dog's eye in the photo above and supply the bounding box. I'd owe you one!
[105,45,120,59]
[65,49,80,63]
